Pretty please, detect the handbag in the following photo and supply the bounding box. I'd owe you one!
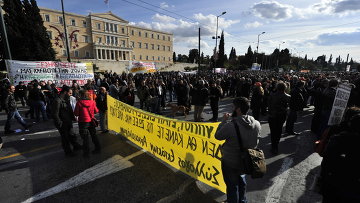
[84,104,99,127]
[233,120,266,179]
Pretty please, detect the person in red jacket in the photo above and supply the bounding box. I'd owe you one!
[74,89,100,158]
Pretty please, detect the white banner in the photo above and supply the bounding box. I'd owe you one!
[346,65,351,72]
[251,63,261,71]
[328,83,352,125]
[128,61,156,74]
[215,68,227,73]
[5,60,94,86]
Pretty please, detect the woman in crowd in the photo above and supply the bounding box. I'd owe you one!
[74,89,100,158]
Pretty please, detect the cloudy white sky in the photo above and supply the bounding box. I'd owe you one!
[37,0,360,62]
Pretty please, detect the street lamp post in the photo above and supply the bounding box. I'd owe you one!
[213,11,226,67]
[61,0,71,62]
[277,41,285,67]
[255,31,265,63]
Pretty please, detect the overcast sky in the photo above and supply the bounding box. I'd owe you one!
[37,0,360,62]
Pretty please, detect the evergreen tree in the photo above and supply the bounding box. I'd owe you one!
[25,0,55,60]
[244,45,254,68]
[3,0,30,60]
[229,47,237,61]
[216,31,225,67]
[173,52,176,62]
[304,54,307,61]
[188,49,198,63]
[200,52,204,64]
[328,54,333,65]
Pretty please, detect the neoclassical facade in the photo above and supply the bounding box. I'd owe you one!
[39,8,173,64]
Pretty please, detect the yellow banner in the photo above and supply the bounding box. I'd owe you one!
[107,95,226,193]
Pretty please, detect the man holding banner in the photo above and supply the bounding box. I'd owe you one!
[215,97,261,203]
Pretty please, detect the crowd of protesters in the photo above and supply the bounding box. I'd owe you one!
[1,70,360,202]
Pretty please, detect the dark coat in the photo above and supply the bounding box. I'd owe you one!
[191,86,209,106]
[268,91,290,118]
[4,92,17,112]
[321,131,360,202]
[52,96,75,128]
[289,87,304,111]
[96,93,107,112]
[321,87,337,113]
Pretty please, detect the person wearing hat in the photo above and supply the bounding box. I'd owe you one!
[52,85,82,157]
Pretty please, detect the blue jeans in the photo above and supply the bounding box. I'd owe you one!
[222,161,247,203]
[5,110,27,132]
[34,100,48,121]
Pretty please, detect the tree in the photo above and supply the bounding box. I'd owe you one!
[188,49,198,63]
[3,0,55,61]
[200,52,204,64]
[244,46,253,68]
[26,0,55,60]
[3,0,30,60]
[216,31,225,67]
[328,54,333,64]
[229,47,237,61]
[173,52,176,62]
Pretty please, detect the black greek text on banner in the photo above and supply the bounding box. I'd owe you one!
[107,95,226,193]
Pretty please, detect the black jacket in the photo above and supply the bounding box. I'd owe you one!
[4,92,17,112]
[289,87,304,111]
[268,91,290,118]
[191,86,209,106]
[52,96,75,128]
[96,93,107,112]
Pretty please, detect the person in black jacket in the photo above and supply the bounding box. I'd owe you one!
[96,87,108,133]
[29,83,48,122]
[321,107,360,203]
[268,82,290,154]
[209,80,223,122]
[4,85,30,134]
[15,81,27,107]
[285,81,305,135]
[52,86,82,157]
[190,80,209,122]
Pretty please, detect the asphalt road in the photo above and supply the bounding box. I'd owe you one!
[0,97,323,203]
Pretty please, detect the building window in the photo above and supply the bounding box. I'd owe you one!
[106,23,109,31]
[133,55,136,60]
[44,14,50,22]
[157,34,160,39]
[73,34,77,41]
[163,45,165,51]
[110,24,113,32]
[121,27,125,34]
[158,56,160,61]
[157,45,160,50]
[121,40,126,47]
[97,23,101,30]
[46,31,52,39]
[131,30,134,35]
[151,33,154,38]
[152,56,155,60]
[146,56,149,60]
[145,43,148,49]
[140,55,142,60]
[58,16,63,24]
[168,46,171,51]
[82,20,87,27]
[86,51,90,58]
[114,24,118,33]
[98,37,102,43]
[115,37,118,45]
[145,32,148,38]
[138,31,141,37]
[74,50,79,57]
[138,42,142,48]
[151,44,154,50]
[131,41,135,48]
[106,36,110,44]
[63,50,67,56]
[163,35,165,40]
[111,36,114,45]
[84,35,89,43]
[71,19,76,26]
[168,36,171,41]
